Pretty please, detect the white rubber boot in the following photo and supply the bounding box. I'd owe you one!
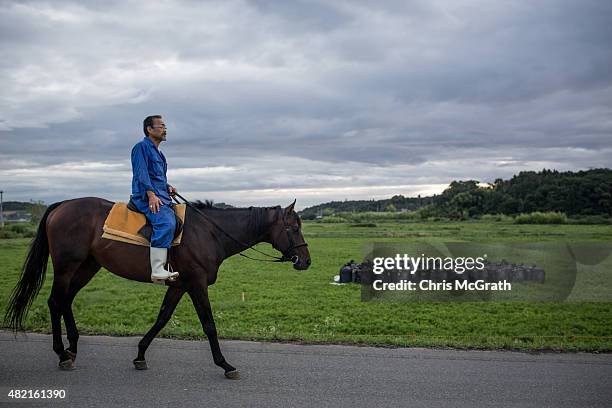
[150,247,179,284]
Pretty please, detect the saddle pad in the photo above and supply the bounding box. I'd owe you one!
[101,202,186,247]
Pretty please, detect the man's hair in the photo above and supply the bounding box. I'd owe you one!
[143,115,162,137]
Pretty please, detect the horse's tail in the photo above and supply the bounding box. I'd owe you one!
[4,201,64,331]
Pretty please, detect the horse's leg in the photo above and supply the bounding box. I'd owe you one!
[133,286,185,370]
[63,256,101,362]
[48,260,81,370]
[188,286,239,379]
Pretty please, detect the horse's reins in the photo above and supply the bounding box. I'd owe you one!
[171,192,306,264]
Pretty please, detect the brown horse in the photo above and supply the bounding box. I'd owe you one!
[4,197,310,379]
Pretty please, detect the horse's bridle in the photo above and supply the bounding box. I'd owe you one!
[273,207,309,265]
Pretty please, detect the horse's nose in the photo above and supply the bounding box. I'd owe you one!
[306,258,311,266]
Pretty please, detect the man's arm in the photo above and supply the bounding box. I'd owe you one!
[132,144,165,213]
[131,144,155,194]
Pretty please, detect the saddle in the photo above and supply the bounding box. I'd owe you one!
[101,201,186,247]
[126,199,184,242]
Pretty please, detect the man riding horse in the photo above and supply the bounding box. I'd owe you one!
[4,117,311,377]
[131,115,180,283]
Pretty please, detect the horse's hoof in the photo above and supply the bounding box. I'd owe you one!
[133,359,148,370]
[224,370,240,380]
[66,350,77,362]
[59,359,75,370]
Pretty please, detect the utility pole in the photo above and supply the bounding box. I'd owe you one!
[0,190,4,228]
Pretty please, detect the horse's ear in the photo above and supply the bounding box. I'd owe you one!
[284,199,296,214]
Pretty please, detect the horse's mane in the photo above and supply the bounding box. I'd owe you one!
[192,199,216,209]
[190,200,280,237]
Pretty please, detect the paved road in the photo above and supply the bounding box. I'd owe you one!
[1,331,611,408]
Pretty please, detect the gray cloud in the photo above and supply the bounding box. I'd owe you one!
[1,0,611,209]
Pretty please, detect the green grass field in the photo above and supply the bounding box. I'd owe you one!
[1,220,611,351]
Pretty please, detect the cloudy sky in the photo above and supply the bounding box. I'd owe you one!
[1,0,611,209]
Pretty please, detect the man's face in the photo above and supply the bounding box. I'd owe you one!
[148,117,167,141]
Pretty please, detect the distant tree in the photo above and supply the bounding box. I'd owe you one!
[30,200,47,225]
[322,207,335,216]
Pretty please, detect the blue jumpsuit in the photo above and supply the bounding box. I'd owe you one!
[130,136,176,248]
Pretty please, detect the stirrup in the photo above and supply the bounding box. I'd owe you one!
[151,271,179,285]
[151,264,179,284]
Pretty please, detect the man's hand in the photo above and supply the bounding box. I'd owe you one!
[168,185,178,197]
[147,191,163,214]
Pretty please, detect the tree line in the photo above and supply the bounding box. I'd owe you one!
[300,168,612,220]
[300,195,434,220]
